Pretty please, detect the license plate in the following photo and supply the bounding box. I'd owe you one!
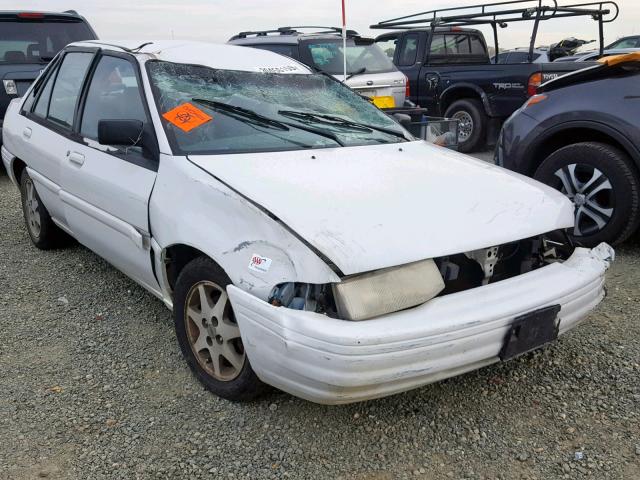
[371,96,396,109]
[499,305,561,361]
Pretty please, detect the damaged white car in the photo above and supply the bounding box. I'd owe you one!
[2,41,614,404]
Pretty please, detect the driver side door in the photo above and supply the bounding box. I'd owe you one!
[60,53,160,293]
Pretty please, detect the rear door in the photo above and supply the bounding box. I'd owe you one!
[18,49,95,226]
[392,32,424,104]
[60,52,160,292]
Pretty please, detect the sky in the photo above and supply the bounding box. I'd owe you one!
[1,0,638,50]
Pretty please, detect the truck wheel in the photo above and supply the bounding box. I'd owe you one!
[534,142,640,247]
[445,98,487,153]
[173,257,266,401]
[19,170,69,249]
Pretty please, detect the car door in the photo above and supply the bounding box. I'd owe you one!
[60,52,160,292]
[394,32,423,104]
[18,50,95,228]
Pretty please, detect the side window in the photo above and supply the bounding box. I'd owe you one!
[80,56,147,144]
[429,34,446,55]
[33,65,58,118]
[469,36,487,55]
[398,33,419,66]
[376,36,398,60]
[48,52,94,128]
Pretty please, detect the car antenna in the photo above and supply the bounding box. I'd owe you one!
[131,42,154,52]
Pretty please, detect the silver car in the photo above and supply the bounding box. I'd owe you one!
[229,27,407,109]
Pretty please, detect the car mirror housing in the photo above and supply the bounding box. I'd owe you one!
[97,119,144,147]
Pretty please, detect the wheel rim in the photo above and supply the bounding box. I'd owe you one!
[451,111,473,142]
[553,164,615,237]
[25,178,41,239]
[184,281,245,382]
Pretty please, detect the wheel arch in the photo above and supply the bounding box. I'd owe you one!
[162,243,228,296]
[523,122,640,177]
[440,84,493,117]
[10,156,27,186]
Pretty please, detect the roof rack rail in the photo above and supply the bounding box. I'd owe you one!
[230,26,360,40]
[370,0,618,62]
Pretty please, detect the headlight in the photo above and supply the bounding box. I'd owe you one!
[332,259,445,321]
[3,79,17,95]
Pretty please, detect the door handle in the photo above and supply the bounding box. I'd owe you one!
[22,127,32,139]
[68,151,85,166]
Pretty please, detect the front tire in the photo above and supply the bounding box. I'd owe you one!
[173,257,265,401]
[534,142,640,246]
[20,170,69,249]
[445,98,487,153]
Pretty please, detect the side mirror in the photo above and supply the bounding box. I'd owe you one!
[97,119,144,147]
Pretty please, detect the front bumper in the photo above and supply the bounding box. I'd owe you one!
[228,244,614,404]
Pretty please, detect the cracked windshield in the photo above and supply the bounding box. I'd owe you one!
[147,61,407,154]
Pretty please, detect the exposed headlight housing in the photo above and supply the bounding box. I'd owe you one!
[332,259,445,321]
[3,79,17,96]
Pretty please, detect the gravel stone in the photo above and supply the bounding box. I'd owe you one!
[1,161,640,479]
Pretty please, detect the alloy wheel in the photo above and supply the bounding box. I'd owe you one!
[451,111,473,142]
[184,281,245,381]
[25,178,42,239]
[553,164,614,237]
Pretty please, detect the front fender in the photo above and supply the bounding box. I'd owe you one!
[149,155,340,301]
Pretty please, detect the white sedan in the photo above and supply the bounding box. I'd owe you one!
[2,40,614,404]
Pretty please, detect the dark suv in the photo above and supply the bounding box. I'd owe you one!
[0,10,97,140]
[496,53,640,247]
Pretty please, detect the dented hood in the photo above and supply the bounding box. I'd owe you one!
[189,141,574,275]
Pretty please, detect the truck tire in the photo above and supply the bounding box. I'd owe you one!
[173,256,266,401]
[445,98,487,153]
[534,142,640,247]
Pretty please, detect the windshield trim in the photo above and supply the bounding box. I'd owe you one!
[145,59,404,156]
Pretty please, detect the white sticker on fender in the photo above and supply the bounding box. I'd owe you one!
[248,254,272,273]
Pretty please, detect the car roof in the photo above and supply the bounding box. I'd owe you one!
[68,40,313,74]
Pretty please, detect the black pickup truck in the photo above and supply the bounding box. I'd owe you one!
[371,1,619,152]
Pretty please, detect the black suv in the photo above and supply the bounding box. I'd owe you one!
[496,53,640,247]
[0,10,97,140]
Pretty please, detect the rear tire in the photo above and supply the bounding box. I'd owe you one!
[534,142,640,247]
[445,98,487,153]
[173,257,266,402]
[20,170,69,249]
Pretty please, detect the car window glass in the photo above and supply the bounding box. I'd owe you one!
[611,38,637,49]
[507,52,530,63]
[376,36,398,60]
[304,40,395,74]
[469,36,486,55]
[33,66,58,118]
[48,52,93,128]
[398,33,419,66]
[446,34,471,55]
[251,44,299,59]
[494,52,509,64]
[429,35,446,55]
[80,55,147,143]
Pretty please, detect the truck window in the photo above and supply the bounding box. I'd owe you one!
[429,34,446,55]
[398,33,419,66]
[469,36,487,56]
[446,34,471,55]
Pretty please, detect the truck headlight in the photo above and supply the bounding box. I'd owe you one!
[332,259,445,321]
[3,79,17,95]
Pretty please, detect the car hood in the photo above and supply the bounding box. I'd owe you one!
[189,141,574,275]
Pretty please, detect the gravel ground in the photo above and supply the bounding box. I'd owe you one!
[1,164,639,480]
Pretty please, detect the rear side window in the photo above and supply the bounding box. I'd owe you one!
[80,56,147,141]
[33,68,57,118]
[48,52,93,128]
[249,44,299,60]
[0,19,95,64]
[398,33,419,66]
[507,52,541,63]
[446,34,471,55]
[376,36,399,60]
[429,35,446,55]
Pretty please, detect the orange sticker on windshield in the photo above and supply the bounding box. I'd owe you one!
[162,103,212,132]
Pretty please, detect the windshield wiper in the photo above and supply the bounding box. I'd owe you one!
[346,67,367,80]
[192,98,345,146]
[278,110,408,141]
[192,98,289,131]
